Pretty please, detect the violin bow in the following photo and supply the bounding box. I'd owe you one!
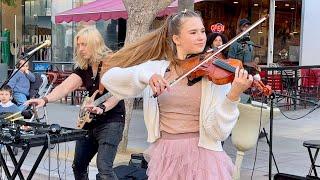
[169,14,269,87]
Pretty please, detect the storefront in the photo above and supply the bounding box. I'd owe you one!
[1,0,315,71]
[0,0,124,72]
[0,0,24,68]
[51,0,306,66]
[195,0,302,65]
[51,0,126,67]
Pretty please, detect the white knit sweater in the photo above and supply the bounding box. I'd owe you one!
[101,60,240,151]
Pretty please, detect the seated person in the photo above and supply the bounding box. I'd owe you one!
[0,85,20,114]
[8,58,35,111]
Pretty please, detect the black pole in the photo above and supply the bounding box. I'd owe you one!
[263,127,279,173]
[269,92,275,180]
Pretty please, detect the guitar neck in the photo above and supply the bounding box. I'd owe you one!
[93,92,112,106]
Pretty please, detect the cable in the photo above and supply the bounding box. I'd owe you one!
[64,142,67,180]
[57,143,61,179]
[276,101,319,120]
[250,96,264,180]
[0,145,3,179]
[46,133,51,180]
[278,106,317,120]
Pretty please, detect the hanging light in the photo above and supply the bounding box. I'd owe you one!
[257,0,263,34]
[291,1,299,34]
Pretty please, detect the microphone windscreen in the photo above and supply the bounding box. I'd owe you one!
[44,40,51,47]
[21,110,33,119]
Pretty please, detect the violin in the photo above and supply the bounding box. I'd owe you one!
[180,51,272,96]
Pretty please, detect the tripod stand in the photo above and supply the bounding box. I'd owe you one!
[267,92,320,180]
[268,92,276,180]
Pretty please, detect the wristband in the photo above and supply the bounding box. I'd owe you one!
[42,96,49,105]
[98,104,106,112]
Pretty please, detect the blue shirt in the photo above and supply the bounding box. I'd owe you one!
[8,70,35,96]
[0,101,20,114]
[228,41,254,63]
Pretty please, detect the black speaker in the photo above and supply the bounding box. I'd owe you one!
[274,173,307,180]
[129,153,148,169]
[114,165,147,180]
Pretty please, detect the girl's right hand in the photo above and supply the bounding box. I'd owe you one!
[149,74,170,96]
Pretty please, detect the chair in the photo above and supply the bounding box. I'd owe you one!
[232,102,280,180]
[71,86,88,105]
[299,69,320,108]
[303,140,320,178]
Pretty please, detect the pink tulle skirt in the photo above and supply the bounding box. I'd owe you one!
[144,132,234,180]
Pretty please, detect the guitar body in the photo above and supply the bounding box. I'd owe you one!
[76,90,99,129]
[76,90,112,129]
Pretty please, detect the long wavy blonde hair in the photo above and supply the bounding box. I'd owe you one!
[74,27,112,69]
[107,10,202,68]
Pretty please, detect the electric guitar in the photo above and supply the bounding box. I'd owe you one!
[76,90,111,129]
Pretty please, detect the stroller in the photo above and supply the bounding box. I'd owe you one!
[24,72,56,123]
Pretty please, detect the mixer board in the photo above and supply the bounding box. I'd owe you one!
[0,116,87,180]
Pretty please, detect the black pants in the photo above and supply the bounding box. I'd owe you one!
[72,122,124,180]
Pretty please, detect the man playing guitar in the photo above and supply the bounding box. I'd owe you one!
[26,27,125,180]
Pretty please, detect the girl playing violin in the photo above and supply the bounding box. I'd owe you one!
[102,10,253,179]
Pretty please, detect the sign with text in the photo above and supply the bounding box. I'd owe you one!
[211,23,225,33]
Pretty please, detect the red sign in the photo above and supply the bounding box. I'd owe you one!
[211,23,225,33]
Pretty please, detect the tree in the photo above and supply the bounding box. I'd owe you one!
[118,0,174,152]
[0,0,16,7]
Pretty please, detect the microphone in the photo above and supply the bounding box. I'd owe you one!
[24,40,51,58]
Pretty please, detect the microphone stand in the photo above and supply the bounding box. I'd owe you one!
[267,92,319,180]
[268,92,275,180]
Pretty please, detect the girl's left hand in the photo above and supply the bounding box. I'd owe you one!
[227,67,253,101]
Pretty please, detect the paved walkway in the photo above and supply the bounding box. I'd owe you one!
[1,102,320,179]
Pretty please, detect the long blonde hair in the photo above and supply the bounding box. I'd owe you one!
[74,27,112,69]
[107,10,202,68]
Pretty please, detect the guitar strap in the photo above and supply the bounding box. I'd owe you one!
[96,61,105,94]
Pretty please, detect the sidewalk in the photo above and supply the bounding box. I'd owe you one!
[2,102,320,179]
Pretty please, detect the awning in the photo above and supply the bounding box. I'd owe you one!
[55,0,202,24]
